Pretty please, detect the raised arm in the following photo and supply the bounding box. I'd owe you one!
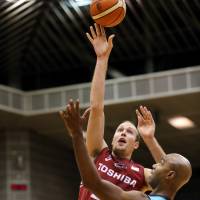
[136,106,166,190]
[86,24,115,157]
[59,100,148,200]
[136,105,166,163]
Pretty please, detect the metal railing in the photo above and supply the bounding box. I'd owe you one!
[0,66,200,115]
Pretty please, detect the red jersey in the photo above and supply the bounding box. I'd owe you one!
[78,147,146,200]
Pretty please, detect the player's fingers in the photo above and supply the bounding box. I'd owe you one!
[90,25,97,38]
[142,106,149,118]
[136,110,144,124]
[140,105,147,118]
[95,23,100,36]
[144,106,150,116]
[108,34,115,47]
[136,111,144,125]
[69,99,76,115]
[86,32,93,43]
[147,110,154,122]
[100,25,106,36]
[66,103,72,116]
[136,109,143,119]
[75,99,80,114]
[143,106,152,120]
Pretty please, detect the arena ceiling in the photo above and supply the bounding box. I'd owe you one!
[0,0,200,90]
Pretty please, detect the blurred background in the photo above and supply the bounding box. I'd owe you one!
[0,0,200,199]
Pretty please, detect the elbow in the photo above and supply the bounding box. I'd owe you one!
[82,179,101,191]
[82,179,92,189]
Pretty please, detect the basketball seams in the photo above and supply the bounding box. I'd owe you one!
[95,8,123,27]
[108,9,124,27]
[90,0,126,27]
[92,0,125,20]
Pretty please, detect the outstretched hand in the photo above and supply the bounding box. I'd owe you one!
[136,106,155,140]
[86,23,115,59]
[59,99,83,138]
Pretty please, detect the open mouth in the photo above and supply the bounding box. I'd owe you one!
[118,138,126,144]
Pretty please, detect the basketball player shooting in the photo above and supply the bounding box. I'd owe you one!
[60,99,192,200]
[76,22,166,199]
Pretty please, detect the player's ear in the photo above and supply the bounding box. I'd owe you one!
[134,141,139,150]
[166,170,176,180]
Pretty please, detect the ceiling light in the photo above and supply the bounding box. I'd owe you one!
[6,0,29,2]
[69,0,91,6]
[168,116,195,129]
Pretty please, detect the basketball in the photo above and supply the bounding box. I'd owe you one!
[90,0,126,27]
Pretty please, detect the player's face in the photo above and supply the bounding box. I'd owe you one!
[112,121,139,158]
[148,156,172,189]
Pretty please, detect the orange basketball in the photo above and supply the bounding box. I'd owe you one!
[90,0,126,27]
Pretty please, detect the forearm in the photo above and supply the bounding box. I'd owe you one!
[90,57,108,109]
[86,57,109,156]
[72,133,102,189]
[143,137,166,163]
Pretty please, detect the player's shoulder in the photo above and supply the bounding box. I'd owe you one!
[128,160,146,178]
[98,147,111,156]
[130,160,145,170]
[94,147,111,162]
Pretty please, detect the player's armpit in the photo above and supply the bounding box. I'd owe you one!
[86,110,108,157]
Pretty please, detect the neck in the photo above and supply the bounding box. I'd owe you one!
[151,186,176,200]
[112,150,131,160]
